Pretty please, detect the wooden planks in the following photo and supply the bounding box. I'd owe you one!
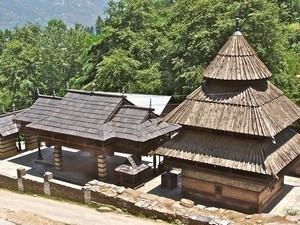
[203,34,272,80]
[155,128,300,175]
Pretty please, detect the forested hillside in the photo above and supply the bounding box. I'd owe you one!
[0,0,299,113]
[0,0,107,30]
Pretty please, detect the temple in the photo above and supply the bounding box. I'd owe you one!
[154,29,300,213]
[14,90,180,181]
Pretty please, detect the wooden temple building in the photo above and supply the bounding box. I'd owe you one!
[14,90,180,180]
[0,113,19,159]
[14,95,62,151]
[154,30,300,213]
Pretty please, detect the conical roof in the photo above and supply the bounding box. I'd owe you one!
[156,29,300,176]
[164,31,300,137]
[203,31,272,80]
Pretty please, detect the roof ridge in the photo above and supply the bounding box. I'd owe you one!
[37,94,62,100]
[67,89,127,98]
[120,105,155,112]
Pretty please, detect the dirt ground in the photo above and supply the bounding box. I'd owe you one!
[0,208,66,225]
[0,189,168,225]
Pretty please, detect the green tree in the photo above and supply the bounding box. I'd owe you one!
[77,0,170,94]
[0,39,38,109]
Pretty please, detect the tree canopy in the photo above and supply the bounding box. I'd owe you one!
[0,0,299,112]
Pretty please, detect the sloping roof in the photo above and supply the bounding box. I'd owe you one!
[165,81,300,137]
[155,128,300,175]
[27,90,125,140]
[14,95,61,124]
[108,106,180,142]
[24,90,180,142]
[0,113,18,137]
[203,31,272,80]
[100,92,172,115]
[115,155,150,175]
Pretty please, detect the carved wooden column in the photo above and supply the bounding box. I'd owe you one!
[54,145,63,171]
[98,154,107,179]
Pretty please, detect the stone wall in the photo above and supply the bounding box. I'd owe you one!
[0,168,219,224]
[0,173,17,190]
[22,175,44,194]
[50,179,84,202]
[0,168,293,225]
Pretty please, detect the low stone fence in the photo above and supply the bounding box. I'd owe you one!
[0,167,219,224]
[0,168,293,225]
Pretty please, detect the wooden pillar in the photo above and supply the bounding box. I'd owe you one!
[98,154,107,180]
[17,132,22,151]
[37,140,43,160]
[54,145,63,171]
[153,155,157,175]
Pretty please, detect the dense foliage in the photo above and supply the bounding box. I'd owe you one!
[0,0,299,112]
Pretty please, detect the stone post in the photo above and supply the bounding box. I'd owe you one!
[44,172,53,196]
[82,185,92,204]
[17,167,26,191]
[98,154,107,180]
[54,145,63,171]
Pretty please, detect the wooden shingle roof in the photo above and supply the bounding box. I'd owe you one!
[165,81,300,137]
[203,31,272,80]
[156,29,300,175]
[14,95,61,124]
[0,113,18,137]
[108,106,180,142]
[155,128,300,175]
[23,90,180,142]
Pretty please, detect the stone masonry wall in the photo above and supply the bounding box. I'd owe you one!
[0,168,294,225]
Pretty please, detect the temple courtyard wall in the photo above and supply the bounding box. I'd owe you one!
[0,148,299,224]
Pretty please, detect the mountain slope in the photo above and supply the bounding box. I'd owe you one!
[0,0,107,30]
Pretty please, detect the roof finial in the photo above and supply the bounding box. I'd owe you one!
[236,17,240,31]
[37,87,40,95]
[149,98,152,108]
[233,17,242,36]
[53,90,56,97]
[92,82,96,92]
[12,102,15,112]
[122,86,125,96]
[66,81,69,90]
[2,105,5,114]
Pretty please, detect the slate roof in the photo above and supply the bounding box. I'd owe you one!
[14,95,61,124]
[115,155,150,175]
[155,128,300,175]
[0,113,18,137]
[108,106,180,142]
[20,90,179,142]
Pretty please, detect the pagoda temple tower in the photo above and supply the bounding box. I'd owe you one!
[155,29,300,213]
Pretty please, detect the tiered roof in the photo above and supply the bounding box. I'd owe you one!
[164,31,300,137]
[156,30,300,175]
[155,128,300,175]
